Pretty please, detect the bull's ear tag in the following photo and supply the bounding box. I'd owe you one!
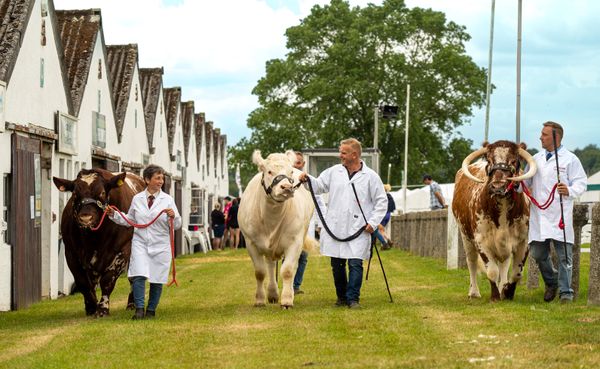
[117,179,124,187]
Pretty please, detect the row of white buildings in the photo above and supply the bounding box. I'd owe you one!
[0,0,229,311]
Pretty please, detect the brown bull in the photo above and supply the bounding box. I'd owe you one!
[452,140,537,301]
[53,169,145,316]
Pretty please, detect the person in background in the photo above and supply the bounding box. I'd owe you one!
[292,151,325,295]
[379,184,396,249]
[299,138,387,309]
[423,174,446,210]
[210,203,226,251]
[227,198,240,249]
[107,164,182,320]
[222,196,232,247]
[524,121,587,304]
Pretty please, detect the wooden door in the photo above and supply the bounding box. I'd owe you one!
[11,134,42,309]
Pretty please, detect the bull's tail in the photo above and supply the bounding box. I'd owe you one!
[303,236,319,253]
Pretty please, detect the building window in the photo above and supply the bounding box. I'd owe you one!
[135,84,138,101]
[40,58,45,87]
[190,187,204,226]
[97,90,101,112]
[98,59,102,79]
[92,112,106,148]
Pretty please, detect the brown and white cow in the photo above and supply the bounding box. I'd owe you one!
[53,169,145,316]
[238,150,315,309]
[452,140,537,301]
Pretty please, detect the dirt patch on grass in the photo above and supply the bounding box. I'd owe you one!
[0,327,64,363]
[184,255,250,264]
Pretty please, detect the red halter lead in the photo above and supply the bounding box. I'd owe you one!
[92,205,178,286]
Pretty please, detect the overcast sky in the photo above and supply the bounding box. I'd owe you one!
[54,0,600,152]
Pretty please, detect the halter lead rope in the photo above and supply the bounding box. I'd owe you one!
[92,205,178,286]
[306,178,366,242]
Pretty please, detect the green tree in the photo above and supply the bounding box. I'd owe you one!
[229,0,487,185]
[574,144,600,175]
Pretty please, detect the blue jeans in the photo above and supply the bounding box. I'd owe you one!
[294,251,308,290]
[330,257,363,303]
[132,276,164,311]
[529,239,574,300]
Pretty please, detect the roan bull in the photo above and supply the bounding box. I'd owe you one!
[53,169,145,316]
[452,140,537,301]
[238,150,315,309]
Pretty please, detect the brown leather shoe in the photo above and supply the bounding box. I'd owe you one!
[544,287,558,302]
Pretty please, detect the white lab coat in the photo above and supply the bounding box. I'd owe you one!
[308,162,388,260]
[110,190,182,283]
[524,147,587,244]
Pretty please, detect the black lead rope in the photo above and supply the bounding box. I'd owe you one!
[306,179,366,242]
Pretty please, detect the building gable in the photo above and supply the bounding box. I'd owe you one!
[106,44,138,142]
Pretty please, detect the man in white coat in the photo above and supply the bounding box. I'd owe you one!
[524,122,587,304]
[108,165,182,319]
[299,138,387,309]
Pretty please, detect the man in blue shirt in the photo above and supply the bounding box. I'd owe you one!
[423,174,446,210]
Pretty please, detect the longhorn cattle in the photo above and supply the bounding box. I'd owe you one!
[452,140,537,301]
[53,169,145,316]
[238,150,315,308]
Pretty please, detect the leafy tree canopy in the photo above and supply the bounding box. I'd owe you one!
[229,0,488,187]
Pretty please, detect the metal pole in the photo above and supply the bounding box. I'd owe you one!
[402,85,410,212]
[516,0,522,143]
[387,163,391,185]
[484,0,496,142]
[374,106,379,150]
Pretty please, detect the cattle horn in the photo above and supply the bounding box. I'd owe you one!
[507,148,537,181]
[460,147,487,183]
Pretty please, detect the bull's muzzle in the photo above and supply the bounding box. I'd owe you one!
[488,180,509,196]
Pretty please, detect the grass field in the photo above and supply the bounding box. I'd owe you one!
[1,248,599,369]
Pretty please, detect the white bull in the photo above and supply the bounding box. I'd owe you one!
[239,150,315,308]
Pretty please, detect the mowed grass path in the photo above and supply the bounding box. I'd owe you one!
[1,249,599,369]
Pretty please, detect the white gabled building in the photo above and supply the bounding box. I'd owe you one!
[1,0,73,310]
[106,44,149,174]
[0,1,230,312]
[56,9,121,171]
[139,67,170,172]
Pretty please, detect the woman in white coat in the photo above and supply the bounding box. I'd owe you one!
[108,164,182,319]
[299,138,388,308]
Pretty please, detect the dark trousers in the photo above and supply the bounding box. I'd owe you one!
[330,257,363,303]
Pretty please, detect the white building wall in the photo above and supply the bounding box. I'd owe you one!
[119,67,149,166]
[171,113,184,180]
[77,35,120,166]
[150,90,171,171]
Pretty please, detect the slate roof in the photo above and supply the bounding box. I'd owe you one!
[139,67,163,151]
[194,113,205,166]
[106,44,138,142]
[0,0,35,83]
[213,128,221,160]
[56,9,107,117]
[205,120,213,166]
[180,100,194,166]
[163,87,181,157]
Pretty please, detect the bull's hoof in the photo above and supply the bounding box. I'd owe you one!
[467,291,481,299]
[95,309,110,317]
[503,282,517,300]
[280,305,293,310]
[126,302,135,310]
[254,302,266,308]
[267,296,278,304]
